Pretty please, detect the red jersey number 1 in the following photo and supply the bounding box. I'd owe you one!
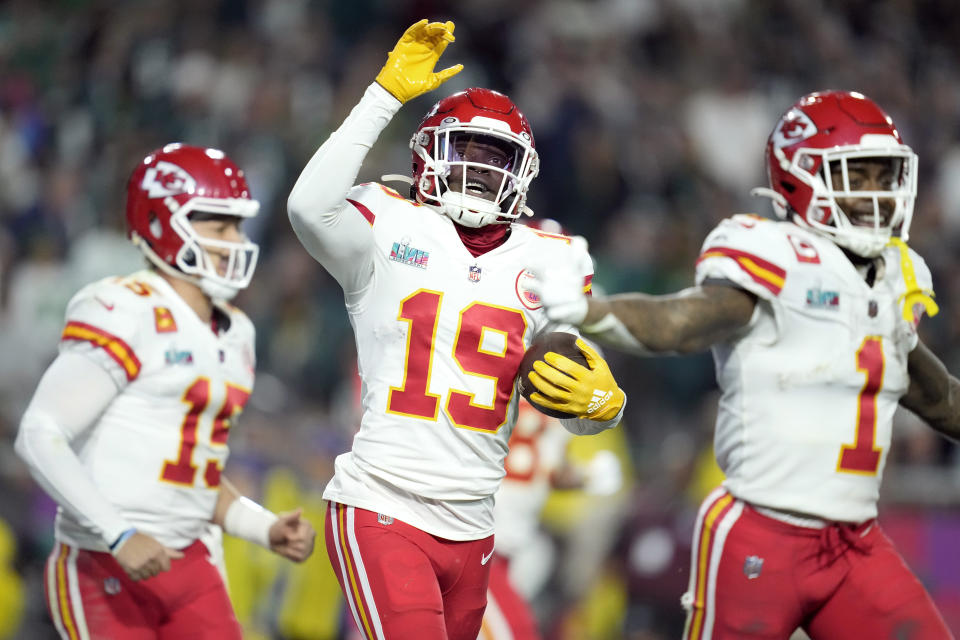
[837,337,883,474]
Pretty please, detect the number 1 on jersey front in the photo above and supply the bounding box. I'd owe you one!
[837,336,883,475]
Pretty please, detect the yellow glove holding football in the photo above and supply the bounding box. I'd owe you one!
[528,339,625,422]
[375,19,463,104]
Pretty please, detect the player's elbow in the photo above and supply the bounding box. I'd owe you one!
[287,190,309,228]
[287,196,321,251]
[14,410,64,470]
[13,413,41,470]
[12,426,29,466]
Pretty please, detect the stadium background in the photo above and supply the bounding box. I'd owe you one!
[1,0,960,637]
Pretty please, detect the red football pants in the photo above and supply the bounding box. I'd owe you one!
[683,489,953,639]
[478,554,542,640]
[44,539,241,640]
[325,502,493,640]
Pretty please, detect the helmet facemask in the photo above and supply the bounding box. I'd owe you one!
[413,119,538,228]
[135,196,260,301]
[779,137,917,257]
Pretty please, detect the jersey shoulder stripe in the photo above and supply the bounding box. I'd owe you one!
[348,182,423,227]
[346,198,375,226]
[696,216,791,298]
[697,246,786,295]
[61,320,141,380]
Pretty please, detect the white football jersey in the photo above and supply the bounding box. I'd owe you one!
[695,215,932,522]
[55,269,255,549]
[322,183,593,540]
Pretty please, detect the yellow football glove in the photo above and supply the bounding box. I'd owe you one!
[529,339,625,422]
[375,19,464,104]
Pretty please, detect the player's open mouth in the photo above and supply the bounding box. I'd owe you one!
[847,205,893,227]
[465,180,489,196]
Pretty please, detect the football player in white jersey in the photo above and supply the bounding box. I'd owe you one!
[15,144,316,639]
[287,20,626,640]
[531,91,956,638]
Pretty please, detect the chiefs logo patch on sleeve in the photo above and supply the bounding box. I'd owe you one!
[154,306,178,333]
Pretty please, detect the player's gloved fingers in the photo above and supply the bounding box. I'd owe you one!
[434,20,456,38]
[529,392,568,412]
[401,19,428,42]
[574,338,603,369]
[425,20,455,43]
[530,362,576,392]
[527,370,570,399]
[542,351,588,377]
[432,64,463,85]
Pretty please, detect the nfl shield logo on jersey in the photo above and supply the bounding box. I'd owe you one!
[104,577,122,595]
[743,555,764,579]
[468,265,482,283]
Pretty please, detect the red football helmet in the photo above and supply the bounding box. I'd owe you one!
[410,88,539,228]
[754,91,917,257]
[126,143,260,299]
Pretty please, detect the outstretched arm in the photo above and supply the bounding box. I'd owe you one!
[531,259,757,355]
[581,283,757,354]
[900,340,960,442]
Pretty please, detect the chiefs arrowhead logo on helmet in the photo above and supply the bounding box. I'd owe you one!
[771,109,817,149]
[141,161,198,198]
[757,91,918,258]
[125,143,260,300]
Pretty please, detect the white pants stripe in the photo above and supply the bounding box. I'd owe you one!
[331,503,386,640]
[45,543,91,640]
[682,489,744,640]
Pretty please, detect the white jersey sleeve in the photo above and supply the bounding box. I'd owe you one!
[15,353,133,546]
[695,214,788,302]
[59,280,146,388]
[15,276,150,547]
[288,82,402,297]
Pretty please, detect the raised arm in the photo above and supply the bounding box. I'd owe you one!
[287,20,461,295]
[900,340,960,442]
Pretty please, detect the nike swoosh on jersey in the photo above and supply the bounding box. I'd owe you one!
[95,296,115,311]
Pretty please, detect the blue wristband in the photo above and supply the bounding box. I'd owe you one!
[109,527,137,552]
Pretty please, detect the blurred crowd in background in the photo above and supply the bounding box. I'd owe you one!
[2,0,960,637]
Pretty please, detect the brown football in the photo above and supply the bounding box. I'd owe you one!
[516,332,589,419]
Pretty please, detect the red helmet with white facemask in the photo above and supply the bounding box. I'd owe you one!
[754,91,917,257]
[410,88,539,228]
[125,143,260,300]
